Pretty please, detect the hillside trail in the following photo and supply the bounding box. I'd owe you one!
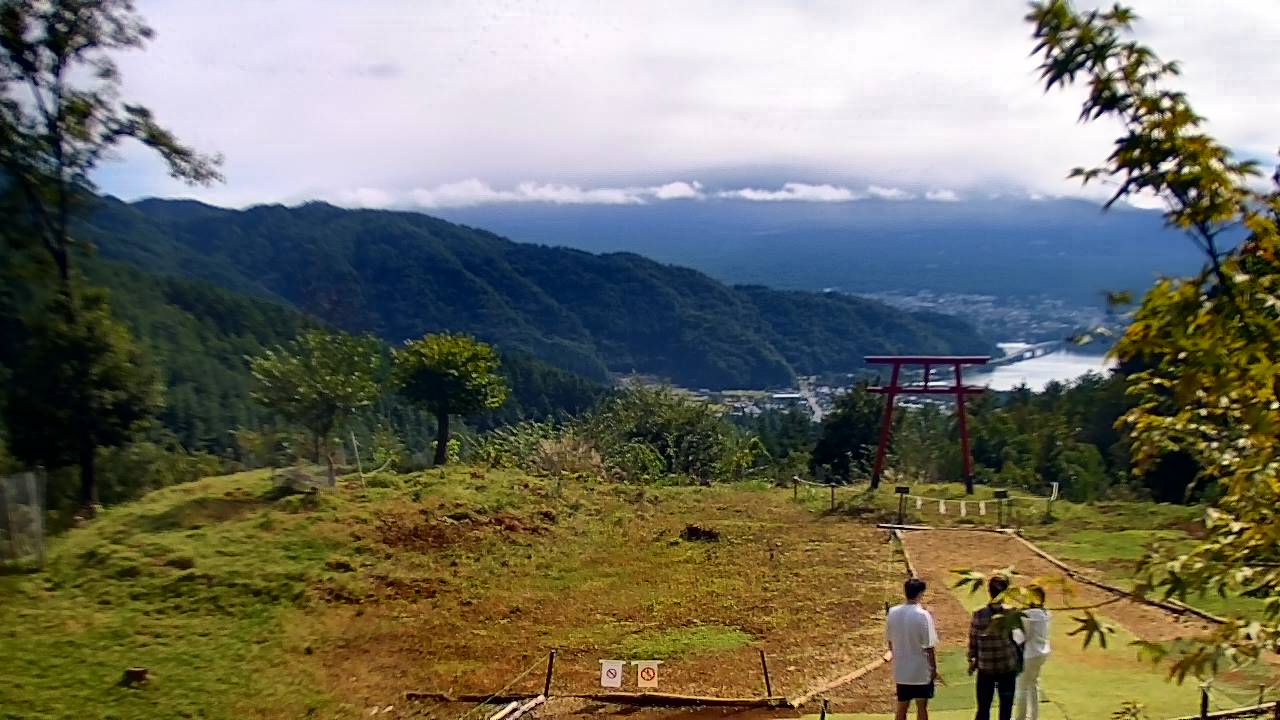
[819,529,1218,715]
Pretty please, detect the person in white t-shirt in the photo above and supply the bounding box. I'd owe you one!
[1013,585,1051,720]
[885,577,941,720]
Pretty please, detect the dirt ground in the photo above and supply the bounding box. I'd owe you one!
[292,486,903,716]
[820,529,1221,715]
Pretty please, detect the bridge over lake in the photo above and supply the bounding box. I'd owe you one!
[986,340,1065,367]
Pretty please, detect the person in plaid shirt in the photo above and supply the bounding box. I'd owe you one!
[968,575,1021,720]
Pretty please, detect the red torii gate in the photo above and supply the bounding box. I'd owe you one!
[865,355,990,495]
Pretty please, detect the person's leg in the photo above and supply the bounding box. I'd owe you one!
[975,671,995,720]
[916,698,929,720]
[896,700,910,720]
[996,672,1017,720]
[1018,657,1045,720]
[1014,671,1029,720]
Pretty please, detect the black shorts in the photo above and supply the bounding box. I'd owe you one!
[896,682,935,702]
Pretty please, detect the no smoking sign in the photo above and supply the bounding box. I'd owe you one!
[598,659,663,689]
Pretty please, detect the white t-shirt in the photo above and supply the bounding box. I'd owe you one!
[885,602,939,685]
[1014,608,1051,659]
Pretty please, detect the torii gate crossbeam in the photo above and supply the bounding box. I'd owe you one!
[865,355,990,495]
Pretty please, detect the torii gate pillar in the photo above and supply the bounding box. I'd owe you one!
[865,355,990,495]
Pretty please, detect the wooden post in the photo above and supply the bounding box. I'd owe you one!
[870,363,901,489]
[1200,686,1209,720]
[793,476,798,500]
[896,486,910,525]
[759,649,773,698]
[995,490,1009,528]
[954,362,975,495]
[830,484,836,511]
[543,650,556,697]
[820,698,829,720]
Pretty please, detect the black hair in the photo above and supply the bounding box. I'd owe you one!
[988,574,1010,599]
[904,577,927,600]
[1028,584,1046,607]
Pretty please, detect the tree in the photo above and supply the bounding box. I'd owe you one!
[1025,0,1280,677]
[4,291,161,508]
[1,0,219,513]
[393,333,508,466]
[248,330,384,483]
[810,384,882,482]
[1,0,221,297]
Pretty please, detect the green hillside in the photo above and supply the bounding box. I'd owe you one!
[2,256,604,457]
[80,197,996,389]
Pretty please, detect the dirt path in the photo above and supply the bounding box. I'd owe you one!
[821,529,1218,715]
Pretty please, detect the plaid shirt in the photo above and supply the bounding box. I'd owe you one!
[968,604,1020,674]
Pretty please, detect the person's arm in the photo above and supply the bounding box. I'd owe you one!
[922,613,940,682]
[967,612,979,674]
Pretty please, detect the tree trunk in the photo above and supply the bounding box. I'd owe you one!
[312,432,322,464]
[433,412,450,466]
[78,439,98,518]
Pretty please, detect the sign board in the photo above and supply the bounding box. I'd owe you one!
[633,660,662,688]
[599,660,624,688]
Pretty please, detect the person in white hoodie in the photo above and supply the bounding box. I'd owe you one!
[1013,585,1051,720]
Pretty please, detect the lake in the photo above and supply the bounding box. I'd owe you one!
[964,343,1116,391]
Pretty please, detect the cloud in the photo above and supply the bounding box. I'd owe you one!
[404,179,704,208]
[652,180,704,200]
[102,1,1280,207]
[867,185,914,201]
[925,189,960,202]
[336,187,396,208]
[717,182,867,202]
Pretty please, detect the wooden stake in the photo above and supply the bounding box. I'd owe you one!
[830,484,835,510]
[759,649,773,698]
[1201,687,1209,720]
[820,698,829,720]
[543,650,556,697]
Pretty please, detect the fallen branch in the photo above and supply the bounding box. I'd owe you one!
[1167,700,1277,720]
[405,692,531,704]
[788,657,886,708]
[506,695,546,720]
[575,692,787,708]
[487,701,519,720]
[405,691,785,708]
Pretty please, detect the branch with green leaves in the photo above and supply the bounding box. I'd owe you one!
[1027,0,1280,682]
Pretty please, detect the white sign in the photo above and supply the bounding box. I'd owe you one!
[633,660,662,688]
[599,660,624,688]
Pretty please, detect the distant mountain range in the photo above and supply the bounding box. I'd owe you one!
[435,197,1206,306]
[80,197,995,390]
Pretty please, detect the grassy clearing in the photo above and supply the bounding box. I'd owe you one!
[618,626,754,660]
[0,470,342,720]
[1,468,899,718]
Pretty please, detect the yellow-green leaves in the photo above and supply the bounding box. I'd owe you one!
[1028,0,1280,680]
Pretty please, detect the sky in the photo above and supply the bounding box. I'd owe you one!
[94,0,1280,210]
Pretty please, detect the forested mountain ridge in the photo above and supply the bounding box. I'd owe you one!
[1,256,605,454]
[80,197,996,389]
